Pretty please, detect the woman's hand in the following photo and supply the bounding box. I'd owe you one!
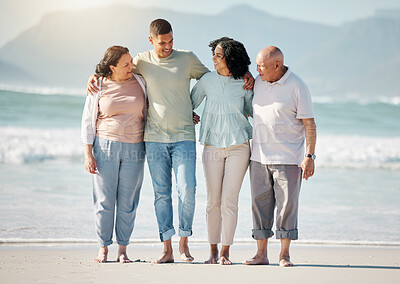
[84,145,97,174]
[193,112,200,125]
[86,74,101,96]
[243,72,255,90]
[85,153,97,174]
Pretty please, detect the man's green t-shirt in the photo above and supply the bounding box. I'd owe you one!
[133,49,209,143]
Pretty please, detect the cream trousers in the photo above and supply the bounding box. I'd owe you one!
[202,142,250,245]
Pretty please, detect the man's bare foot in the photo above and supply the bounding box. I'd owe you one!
[152,251,174,264]
[117,252,132,263]
[279,239,293,267]
[204,244,218,264]
[93,247,108,263]
[279,258,293,267]
[219,256,232,265]
[116,245,132,263]
[179,237,194,262]
[243,254,269,265]
[279,253,293,267]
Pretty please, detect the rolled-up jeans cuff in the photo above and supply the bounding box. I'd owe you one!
[117,240,129,246]
[179,228,193,238]
[276,229,298,240]
[252,229,274,240]
[160,228,175,242]
[99,240,113,247]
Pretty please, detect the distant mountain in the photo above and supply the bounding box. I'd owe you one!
[0,59,41,86]
[0,4,399,97]
[296,17,400,96]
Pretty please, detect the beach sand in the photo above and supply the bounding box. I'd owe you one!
[0,243,399,283]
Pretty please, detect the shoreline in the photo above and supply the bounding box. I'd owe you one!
[1,239,400,248]
[1,243,399,284]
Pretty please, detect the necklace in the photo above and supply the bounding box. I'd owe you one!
[218,74,232,93]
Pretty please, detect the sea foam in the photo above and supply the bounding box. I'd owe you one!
[0,127,83,164]
[1,127,400,169]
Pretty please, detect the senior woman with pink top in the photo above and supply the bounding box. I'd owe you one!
[81,46,146,263]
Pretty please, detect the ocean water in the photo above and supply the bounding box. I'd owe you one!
[0,88,399,246]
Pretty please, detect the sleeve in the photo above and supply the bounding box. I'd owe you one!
[295,79,314,119]
[189,52,210,80]
[190,77,206,110]
[81,94,96,145]
[244,90,254,118]
[132,54,141,75]
[81,79,100,145]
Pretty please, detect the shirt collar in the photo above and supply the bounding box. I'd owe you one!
[267,66,291,85]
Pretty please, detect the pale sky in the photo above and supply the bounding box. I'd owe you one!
[0,0,399,47]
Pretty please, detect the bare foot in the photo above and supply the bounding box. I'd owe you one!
[279,258,293,267]
[279,239,293,266]
[117,252,132,263]
[279,253,293,267]
[204,256,218,264]
[219,256,232,265]
[152,251,174,264]
[204,244,218,264]
[93,247,108,263]
[179,237,194,262]
[243,254,269,265]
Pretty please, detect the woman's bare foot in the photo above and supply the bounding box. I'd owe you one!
[116,245,132,263]
[179,237,194,262]
[220,245,232,265]
[243,254,269,265]
[219,256,232,265]
[204,244,218,264]
[93,247,108,263]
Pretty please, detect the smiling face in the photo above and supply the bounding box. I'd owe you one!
[256,53,281,82]
[212,44,230,76]
[149,32,174,58]
[110,52,133,82]
[256,46,286,83]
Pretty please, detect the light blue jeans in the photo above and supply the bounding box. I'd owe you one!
[92,136,145,247]
[145,141,196,242]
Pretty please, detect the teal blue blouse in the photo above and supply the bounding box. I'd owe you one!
[191,71,253,148]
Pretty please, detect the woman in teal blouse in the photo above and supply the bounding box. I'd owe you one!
[191,37,253,265]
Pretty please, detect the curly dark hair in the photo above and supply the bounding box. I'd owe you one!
[209,37,250,79]
[95,46,129,77]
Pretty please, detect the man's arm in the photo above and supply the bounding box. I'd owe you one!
[189,52,210,80]
[301,118,317,180]
[86,74,100,95]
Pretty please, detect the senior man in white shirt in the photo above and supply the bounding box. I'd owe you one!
[244,46,317,267]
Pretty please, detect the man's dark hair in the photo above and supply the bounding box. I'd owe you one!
[209,37,250,79]
[150,19,172,36]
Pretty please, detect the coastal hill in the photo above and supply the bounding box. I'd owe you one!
[0,4,399,97]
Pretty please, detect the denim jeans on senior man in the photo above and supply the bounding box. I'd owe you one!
[145,141,196,242]
[92,136,145,247]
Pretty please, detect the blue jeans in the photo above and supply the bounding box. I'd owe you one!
[92,137,145,247]
[145,141,196,242]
